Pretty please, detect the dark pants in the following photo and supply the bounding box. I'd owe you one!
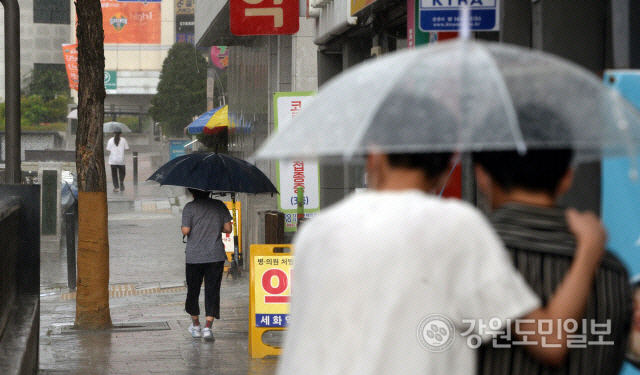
[110,165,126,190]
[185,261,225,318]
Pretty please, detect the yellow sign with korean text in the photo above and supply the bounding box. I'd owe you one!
[253,255,293,327]
[249,245,294,358]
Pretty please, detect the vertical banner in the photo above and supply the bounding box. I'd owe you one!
[274,92,320,232]
[407,0,432,49]
[62,44,79,91]
[207,69,215,111]
[101,0,161,44]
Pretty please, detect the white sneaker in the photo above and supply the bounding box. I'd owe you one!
[188,323,202,338]
[203,327,214,342]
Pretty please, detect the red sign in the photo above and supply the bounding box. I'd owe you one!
[230,0,299,35]
[62,44,79,91]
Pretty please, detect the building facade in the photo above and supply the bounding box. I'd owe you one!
[0,0,71,100]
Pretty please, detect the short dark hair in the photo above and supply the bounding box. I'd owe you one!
[472,104,574,195]
[188,188,210,199]
[387,152,452,180]
[472,149,573,195]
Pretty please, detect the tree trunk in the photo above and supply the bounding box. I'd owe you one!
[75,0,112,329]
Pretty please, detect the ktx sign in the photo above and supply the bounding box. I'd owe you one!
[230,0,299,35]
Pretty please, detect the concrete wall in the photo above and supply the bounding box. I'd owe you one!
[0,185,41,375]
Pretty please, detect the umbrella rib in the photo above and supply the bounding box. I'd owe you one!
[475,42,527,155]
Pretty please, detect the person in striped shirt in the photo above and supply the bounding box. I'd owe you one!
[472,106,632,375]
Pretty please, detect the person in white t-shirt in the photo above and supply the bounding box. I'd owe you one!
[106,128,129,192]
[276,151,607,375]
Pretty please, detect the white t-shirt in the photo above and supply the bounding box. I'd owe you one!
[106,137,129,165]
[277,190,540,375]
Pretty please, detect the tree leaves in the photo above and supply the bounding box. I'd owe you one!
[149,42,208,138]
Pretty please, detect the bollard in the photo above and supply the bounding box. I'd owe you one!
[133,151,138,186]
[265,211,285,244]
[65,211,77,290]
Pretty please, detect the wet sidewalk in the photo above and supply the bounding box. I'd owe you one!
[38,152,281,374]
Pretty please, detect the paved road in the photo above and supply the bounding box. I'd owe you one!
[39,153,281,374]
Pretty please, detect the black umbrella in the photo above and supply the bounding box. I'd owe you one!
[147,152,279,278]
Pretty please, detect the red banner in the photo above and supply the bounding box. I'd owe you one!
[230,0,299,35]
[101,0,161,44]
[62,44,79,91]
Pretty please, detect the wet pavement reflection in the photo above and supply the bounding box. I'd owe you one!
[39,152,281,374]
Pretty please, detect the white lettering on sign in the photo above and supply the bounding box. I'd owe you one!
[244,8,284,27]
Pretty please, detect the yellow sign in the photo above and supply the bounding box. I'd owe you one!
[175,0,195,15]
[253,256,293,325]
[351,0,377,16]
[249,244,294,358]
[222,201,241,263]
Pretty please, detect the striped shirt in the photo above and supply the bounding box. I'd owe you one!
[477,203,632,375]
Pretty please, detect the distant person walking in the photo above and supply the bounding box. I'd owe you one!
[181,188,233,341]
[106,128,129,192]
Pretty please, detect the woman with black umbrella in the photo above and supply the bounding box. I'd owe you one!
[181,188,233,341]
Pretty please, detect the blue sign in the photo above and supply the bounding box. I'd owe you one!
[255,314,290,327]
[419,0,499,32]
[169,140,190,160]
[603,71,640,375]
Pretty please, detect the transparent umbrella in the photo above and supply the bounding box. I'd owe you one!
[254,39,640,172]
[103,121,132,133]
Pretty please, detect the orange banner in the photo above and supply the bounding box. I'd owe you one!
[101,0,161,44]
[62,44,79,91]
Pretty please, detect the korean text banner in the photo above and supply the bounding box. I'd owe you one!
[62,44,79,91]
[101,0,161,44]
[274,92,321,232]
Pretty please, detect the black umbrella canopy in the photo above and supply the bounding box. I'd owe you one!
[147,152,278,195]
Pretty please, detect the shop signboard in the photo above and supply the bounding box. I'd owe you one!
[419,0,499,32]
[274,92,320,232]
[253,256,293,327]
[169,140,190,160]
[101,0,161,44]
[104,71,117,94]
[351,0,377,16]
[230,0,299,35]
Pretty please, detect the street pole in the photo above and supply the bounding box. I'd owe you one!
[66,210,77,290]
[133,152,138,186]
[2,0,21,183]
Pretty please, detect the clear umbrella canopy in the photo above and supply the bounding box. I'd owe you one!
[104,121,132,133]
[254,39,640,165]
